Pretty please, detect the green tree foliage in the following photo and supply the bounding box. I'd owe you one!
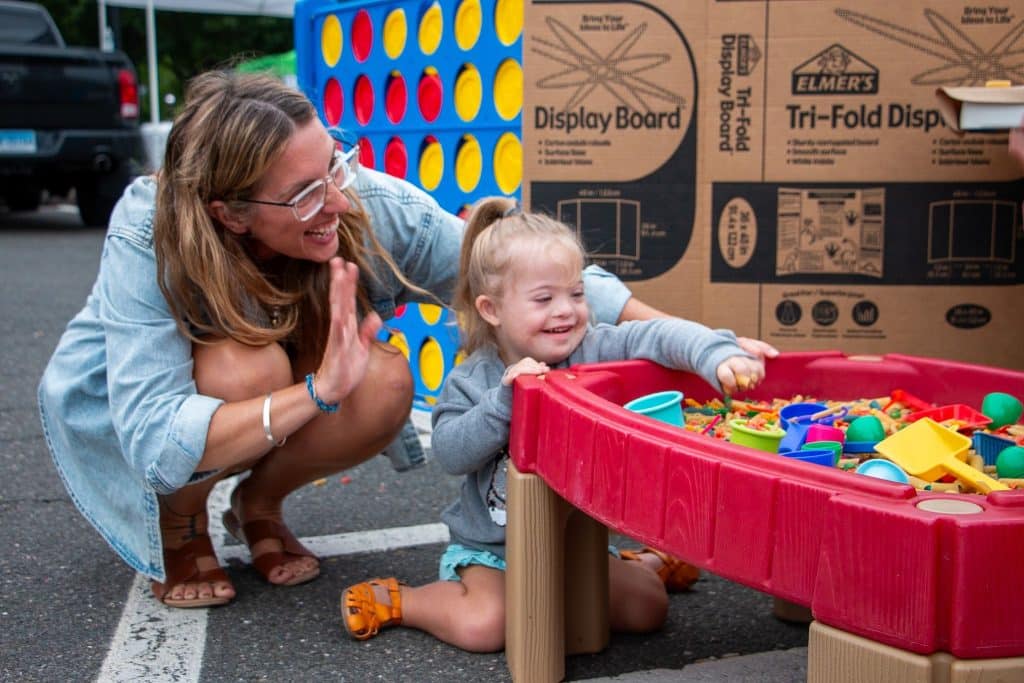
[36,0,292,120]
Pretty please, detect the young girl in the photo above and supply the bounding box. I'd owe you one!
[340,197,767,651]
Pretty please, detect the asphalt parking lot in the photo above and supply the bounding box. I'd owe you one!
[0,205,809,682]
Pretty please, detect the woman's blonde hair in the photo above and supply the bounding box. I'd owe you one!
[154,69,420,360]
[454,196,585,355]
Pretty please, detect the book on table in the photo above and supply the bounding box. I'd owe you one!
[935,84,1024,132]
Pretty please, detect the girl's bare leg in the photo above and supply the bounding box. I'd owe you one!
[608,555,669,633]
[386,566,508,652]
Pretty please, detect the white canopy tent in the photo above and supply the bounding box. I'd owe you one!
[98,0,296,123]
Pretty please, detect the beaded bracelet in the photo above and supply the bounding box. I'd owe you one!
[306,372,340,413]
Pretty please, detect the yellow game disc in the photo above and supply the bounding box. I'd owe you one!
[494,0,523,46]
[454,65,482,122]
[321,14,342,67]
[493,132,522,194]
[383,8,407,59]
[419,303,444,325]
[419,138,444,191]
[455,0,482,51]
[454,349,466,367]
[418,2,443,56]
[388,331,410,360]
[493,58,522,120]
[455,135,482,193]
[419,337,445,391]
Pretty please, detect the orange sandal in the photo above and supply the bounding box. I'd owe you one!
[341,577,404,640]
[620,547,701,592]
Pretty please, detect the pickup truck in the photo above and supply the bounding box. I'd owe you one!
[0,0,144,226]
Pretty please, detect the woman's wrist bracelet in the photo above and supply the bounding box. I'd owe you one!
[306,372,340,413]
[261,392,287,447]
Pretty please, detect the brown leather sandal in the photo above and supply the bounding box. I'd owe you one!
[620,546,701,592]
[222,510,320,586]
[151,535,233,608]
[341,577,404,640]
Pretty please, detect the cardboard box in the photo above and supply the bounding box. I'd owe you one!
[522,0,1024,369]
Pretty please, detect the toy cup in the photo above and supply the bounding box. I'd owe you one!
[806,423,845,444]
[981,392,1023,429]
[624,390,684,427]
[855,459,910,484]
[802,440,842,465]
[781,448,835,467]
[729,419,785,453]
[779,402,828,430]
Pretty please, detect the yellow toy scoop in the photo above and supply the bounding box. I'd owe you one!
[874,418,1009,493]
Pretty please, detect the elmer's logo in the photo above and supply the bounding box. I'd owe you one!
[792,44,878,95]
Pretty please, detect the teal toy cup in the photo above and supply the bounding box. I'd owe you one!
[802,440,842,465]
[729,419,785,453]
[981,392,1023,429]
[855,459,910,484]
[624,390,684,427]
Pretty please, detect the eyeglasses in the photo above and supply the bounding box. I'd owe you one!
[237,141,360,222]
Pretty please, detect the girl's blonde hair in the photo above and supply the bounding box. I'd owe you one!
[154,70,421,360]
[454,196,585,354]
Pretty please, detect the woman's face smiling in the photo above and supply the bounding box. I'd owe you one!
[230,119,349,262]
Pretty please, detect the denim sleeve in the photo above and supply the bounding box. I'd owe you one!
[357,169,463,310]
[98,232,222,494]
[583,264,632,324]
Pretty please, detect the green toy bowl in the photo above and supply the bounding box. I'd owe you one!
[729,419,785,453]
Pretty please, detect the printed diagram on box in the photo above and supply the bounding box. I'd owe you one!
[837,7,1024,87]
[558,198,641,261]
[776,188,884,278]
[531,17,687,115]
[928,199,1019,269]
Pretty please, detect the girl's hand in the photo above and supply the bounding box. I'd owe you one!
[314,257,383,405]
[501,357,550,386]
[735,337,780,362]
[716,354,766,395]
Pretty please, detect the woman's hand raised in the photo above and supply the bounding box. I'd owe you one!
[313,257,383,406]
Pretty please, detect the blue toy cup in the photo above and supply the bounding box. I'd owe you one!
[802,440,842,465]
[624,390,684,427]
[781,448,835,467]
[779,402,829,430]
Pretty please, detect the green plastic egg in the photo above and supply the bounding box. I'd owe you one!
[995,446,1024,479]
[981,392,1023,429]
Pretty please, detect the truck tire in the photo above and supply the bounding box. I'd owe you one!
[76,169,132,227]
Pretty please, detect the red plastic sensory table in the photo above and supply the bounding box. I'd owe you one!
[504,352,1024,682]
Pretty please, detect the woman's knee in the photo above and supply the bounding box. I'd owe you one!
[349,342,414,431]
[193,339,291,401]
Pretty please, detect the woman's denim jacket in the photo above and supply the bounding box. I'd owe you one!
[37,169,632,580]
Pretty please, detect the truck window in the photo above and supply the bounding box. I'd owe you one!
[0,6,61,47]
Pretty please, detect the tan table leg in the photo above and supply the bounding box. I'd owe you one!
[506,462,610,682]
[808,622,1024,683]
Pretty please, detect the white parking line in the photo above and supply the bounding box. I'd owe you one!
[97,477,448,683]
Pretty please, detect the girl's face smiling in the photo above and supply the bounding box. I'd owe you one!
[218,119,349,262]
[478,242,589,366]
